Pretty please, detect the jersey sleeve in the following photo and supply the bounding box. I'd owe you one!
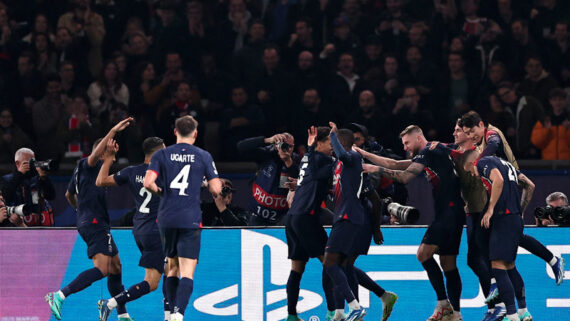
[148,150,162,175]
[203,152,219,180]
[476,157,498,180]
[412,147,429,166]
[330,132,353,164]
[67,169,77,195]
[479,131,501,159]
[113,167,130,186]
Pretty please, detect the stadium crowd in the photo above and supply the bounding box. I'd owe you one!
[0,0,569,164]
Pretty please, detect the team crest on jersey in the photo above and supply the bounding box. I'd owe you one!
[263,165,274,177]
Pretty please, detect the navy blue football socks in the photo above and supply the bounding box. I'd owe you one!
[174,277,194,316]
[507,268,526,309]
[322,269,336,311]
[61,267,104,297]
[166,277,179,313]
[286,270,302,315]
[444,268,462,311]
[325,265,356,303]
[355,266,385,298]
[519,234,554,263]
[422,258,447,301]
[493,268,516,315]
[115,281,151,305]
[108,273,127,314]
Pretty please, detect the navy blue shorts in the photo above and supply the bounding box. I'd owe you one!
[78,225,119,259]
[352,223,373,255]
[325,220,367,257]
[422,218,463,256]
[489,214,523,263]
[285,214,328,261]
[134,231,165,273]
[159,228,201,259]
[466,212,490,261]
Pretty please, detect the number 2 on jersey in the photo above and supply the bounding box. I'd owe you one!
[170,164,191,195]
[139,187,152,213]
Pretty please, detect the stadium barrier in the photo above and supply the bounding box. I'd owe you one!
[1,227,568,321]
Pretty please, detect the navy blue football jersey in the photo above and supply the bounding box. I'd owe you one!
[330,132,366,224]
[288,146,334,216]
[114,163,160,234]
[67,159,109,228]
[412,143,463,216]
[477,156,521,215]
[148,143,219,228]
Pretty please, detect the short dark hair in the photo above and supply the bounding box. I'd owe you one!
[18,51,36,65]
[497,81,515,92]
[525,54,542,64]
[175,116,198,137]
[512,18,528,29]
[549,87,567,99]
[45,73,61,84]
[337,128,354,150]
[296,17,312,28]
[399,125,422,138]
[459,111,484,128]
[316,126,331,142]
[142,137,164,155]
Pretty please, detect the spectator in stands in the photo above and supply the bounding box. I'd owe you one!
[291,88,332,147]
[181,1,216,73]
[391,85,438,142]
[220,85,266,160]
[507,19,540,80]
[495,0,518,32]
[53,27,89,83]
[32,74,65,160]
[375,0,411,51]
[128,61,161,120]
[150,0,185,72]
[546,20,570,86]
[529,0,565,40]
[158,80,201,146]
[291,50,326,101]
[328,52,364,119]
[459,0,489,38]
[93,0,125,58]
[347,90,390,144]
[123,31,151,76]
[358,34,383,73]
[59,61,82,101]
[218,0,252,66]
[375,53,404,109]
[478,61,509,107]
[233,19,266,85]
[22,13,55,44]
[0,108,33,163]
[286,17,318,68]
[472,19,506,81]
[202,178,249,226]
[497,81,544,158]
[531,88,570,160]
[518,55,560,108]
[264,0,298,44]
[196,53,234,118]
[31,32,58,76]
[1,147,56,226]
[440,51,475,123]
[537,192,568,226]
[402,45,436,96]
[87,60,129,117]
[323,16,361,61]
[57,0,105,78]
[485,93,516,145]
[57,94,96,159]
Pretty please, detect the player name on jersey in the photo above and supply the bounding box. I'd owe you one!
[170,154,196,162]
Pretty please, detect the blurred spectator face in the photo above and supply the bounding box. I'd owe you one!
[450,37,464,52]
[343,0,360,14]
[409,26,424,46]
[34,14,49,33]
[406,47,422,66]
[511,21,527,42]
[34,34,49,52]
[295,21,311,41]
[186,2,203,22]
[229,0,246,14]
[125,18,144,35]
[130,34,148,55]
[175,83,192,102]
[157,8,175,26]
[525,58,543,79]
[488,64,505,84]
[334,23,350,40]
[0,109,13,129]
[17,56,33,76]
[249,22,265,42]
[461,0,478,16]
[59,63,75,83]
[448,53,464,73]
[75,0,90,9]
[142,63,155,81]
[549,95,567,115]
[298,51,314,71]
[481,22,502,43]
[0,9,8,26]
[166,53,182,73]
[200,54,216,75]
[338,53,354,74]
[497,86,517,105]
[302,89,320,110]
[498,0,511,15]
[403,87,420,107]
[386,0,402,13]
[46,80,62,100]
[453,122,470,145]
[104,62,119,82]
[489,94,504,112]
[359,90,375,113]
[231,87,248,107]
[263,48,279,71]
[554,22,568,42]
[384,56,398,76]
[365,43,382,61]
[72,96,89,115]
[56,28,72,48]
[114,55,127,74]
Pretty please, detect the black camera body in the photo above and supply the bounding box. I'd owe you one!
[29,158,59,172]
[275,141,291,152]
[220,186,232,197]
[534,205,570,226]
[381,197,420,224]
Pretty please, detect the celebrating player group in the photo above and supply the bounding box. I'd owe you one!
[44,112,565,321]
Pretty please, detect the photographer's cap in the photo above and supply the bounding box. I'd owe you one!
[222,178,237,192]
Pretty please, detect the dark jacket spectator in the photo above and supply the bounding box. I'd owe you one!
[0,108,33,163]
[32,75,65,160]
[518,56,560,108]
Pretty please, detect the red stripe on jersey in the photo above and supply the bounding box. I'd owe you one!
[506,209,511,214]
[343,214,348,220]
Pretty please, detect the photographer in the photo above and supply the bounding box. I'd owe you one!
[0,193,25,227]
[201,179,250,226]
[237,133,300,226]
[1,148,56,226]
[536,192,569,226]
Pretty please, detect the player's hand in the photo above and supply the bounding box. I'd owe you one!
[352,146,367,157]
[362,163,379,174]
[111,117,133,133]
[373,229,384,245]
[328,122,337,134]
[9,213,25,226]
[284,177,297,191]
[481,209,493,229]
[307,126,317,147]
[104,139,119,160]
[429,141,440,150]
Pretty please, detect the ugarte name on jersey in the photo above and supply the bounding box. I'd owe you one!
[170,153,196,162]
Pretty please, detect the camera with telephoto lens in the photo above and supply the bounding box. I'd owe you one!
[534,205,570,225]
[275,141,291,152]
[5,204,32,217]
[381,197,420,224]
[29,158,59,172]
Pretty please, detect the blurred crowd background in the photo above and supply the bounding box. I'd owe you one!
[0,0,569,166]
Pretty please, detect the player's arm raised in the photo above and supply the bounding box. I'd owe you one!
[88,117,133,167]
[353,146,412,170]
[517,172,535,217]
[96,139,119,187]
[362,162,424,184]
[482,168,504,228]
